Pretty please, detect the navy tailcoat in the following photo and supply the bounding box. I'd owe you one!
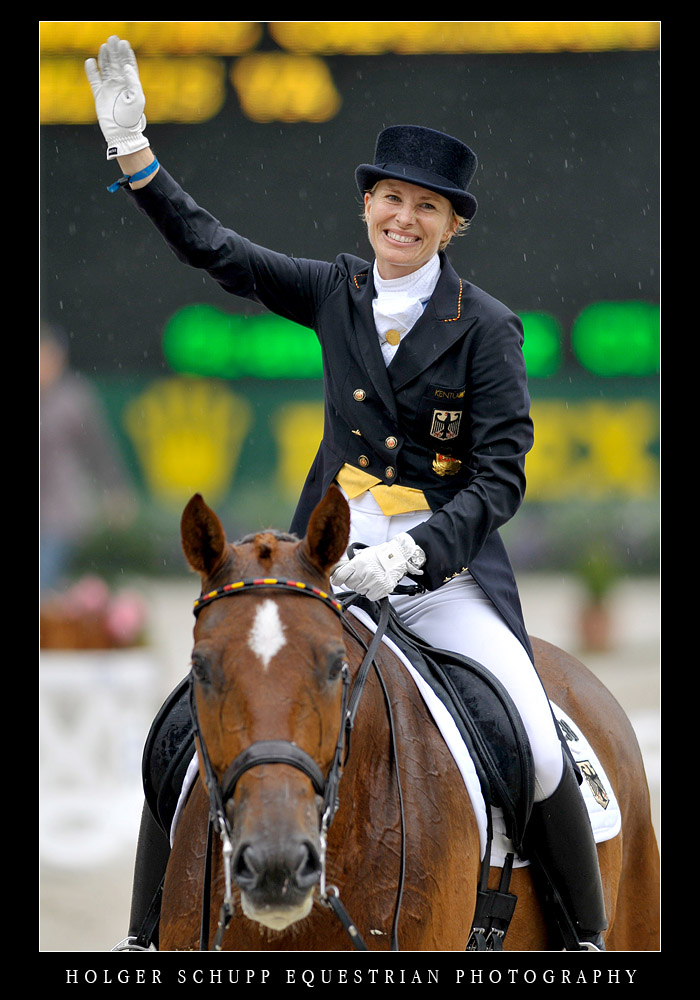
[129,167,534,659]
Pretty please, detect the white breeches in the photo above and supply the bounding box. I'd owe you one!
[344,491,564,801]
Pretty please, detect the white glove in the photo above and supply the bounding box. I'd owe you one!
[331,533,426,601]
[85,36,149,159]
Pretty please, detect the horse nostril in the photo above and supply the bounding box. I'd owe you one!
[233,839,321,893]
[294,840,321,889]
[234,843,261,889]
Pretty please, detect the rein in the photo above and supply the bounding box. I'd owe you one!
[189,577,403,951]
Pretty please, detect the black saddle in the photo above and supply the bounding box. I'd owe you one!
[362,598,536,857]
[142,676,196,837]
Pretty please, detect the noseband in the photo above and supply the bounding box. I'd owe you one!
[189,577,395,951]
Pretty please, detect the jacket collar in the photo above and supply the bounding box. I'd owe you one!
[350,253,476,394]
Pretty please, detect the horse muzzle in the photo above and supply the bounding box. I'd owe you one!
[220,740,330,931]
[233,832,322,930]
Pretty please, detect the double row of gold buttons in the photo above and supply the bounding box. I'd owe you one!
[353,387,397,479]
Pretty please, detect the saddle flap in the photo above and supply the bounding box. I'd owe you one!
[142,677,196,835]
[373,599,536,855]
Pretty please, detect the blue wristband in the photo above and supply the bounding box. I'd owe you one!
[107,157,159,193]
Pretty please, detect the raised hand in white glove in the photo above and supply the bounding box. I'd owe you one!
[85,36,149,159]
[330,533,426,601]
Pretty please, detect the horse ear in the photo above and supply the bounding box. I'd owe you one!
[302,485,350,576]
[181,493,229,577]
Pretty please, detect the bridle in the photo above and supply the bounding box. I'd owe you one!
[189,577,404,951]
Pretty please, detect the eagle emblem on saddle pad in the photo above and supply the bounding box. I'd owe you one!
[430,409,462,441]
[577,760,610,810]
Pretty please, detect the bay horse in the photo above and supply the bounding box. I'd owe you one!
[159,485,659,951]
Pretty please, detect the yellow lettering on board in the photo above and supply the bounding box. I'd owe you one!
[527,399,658,501]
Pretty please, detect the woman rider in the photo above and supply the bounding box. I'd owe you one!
[85,35,607,952]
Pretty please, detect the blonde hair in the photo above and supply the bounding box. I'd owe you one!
[362,182,470,251]
[441,213,469,250]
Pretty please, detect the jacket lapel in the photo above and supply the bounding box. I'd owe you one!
[349,265,399,421]
[386,255,477,391]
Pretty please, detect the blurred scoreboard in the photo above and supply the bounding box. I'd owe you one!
[40,22,660,513]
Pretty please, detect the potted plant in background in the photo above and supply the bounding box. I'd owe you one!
[532,500,627,655]
[575,541,620,652]
[40,574,147,650]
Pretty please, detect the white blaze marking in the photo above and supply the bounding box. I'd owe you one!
[248,599,286,670]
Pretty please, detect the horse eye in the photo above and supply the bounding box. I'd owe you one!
[327,652,346,682]
[190,653,211,684]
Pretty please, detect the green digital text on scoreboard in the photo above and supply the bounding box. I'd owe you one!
[161,300,660,381]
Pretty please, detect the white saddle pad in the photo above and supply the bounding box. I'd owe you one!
[171,607,621,868]
[345,606,621,868]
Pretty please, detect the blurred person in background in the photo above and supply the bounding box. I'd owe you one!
[40,321,137,593]
[86,35,608,952]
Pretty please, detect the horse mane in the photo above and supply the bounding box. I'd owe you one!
[233,530,299,546]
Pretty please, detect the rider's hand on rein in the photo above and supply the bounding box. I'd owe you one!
[331,534,426,601]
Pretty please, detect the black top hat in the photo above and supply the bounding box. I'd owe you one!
[355,125,478,220]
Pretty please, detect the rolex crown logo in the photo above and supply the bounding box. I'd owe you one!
[123,377,252,507]
[432,453,462,477]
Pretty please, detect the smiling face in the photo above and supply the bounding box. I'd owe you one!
[363,179,458,280]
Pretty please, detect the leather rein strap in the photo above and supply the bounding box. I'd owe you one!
[189,578,403,951]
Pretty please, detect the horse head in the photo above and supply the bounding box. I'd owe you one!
[180,485,350,932]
